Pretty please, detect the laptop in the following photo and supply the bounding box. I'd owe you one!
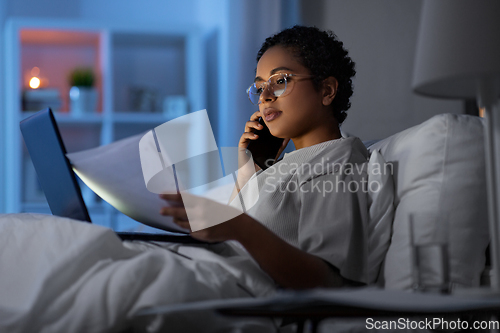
[20,108,204,243]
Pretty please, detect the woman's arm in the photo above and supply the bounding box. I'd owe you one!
[160,195,345,290]
[235,213,345,289]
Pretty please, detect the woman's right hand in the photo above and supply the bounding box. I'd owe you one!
[238,110,264,149]
[228,111,264,202]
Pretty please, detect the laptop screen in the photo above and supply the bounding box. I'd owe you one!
[20,108,92,222]
[19,108,208,243]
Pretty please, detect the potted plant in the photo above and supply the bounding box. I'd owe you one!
[68,67,97,115]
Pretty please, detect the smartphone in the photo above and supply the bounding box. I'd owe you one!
[246,117,285,170]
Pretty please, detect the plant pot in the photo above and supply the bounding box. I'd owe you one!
[69,86,97,116]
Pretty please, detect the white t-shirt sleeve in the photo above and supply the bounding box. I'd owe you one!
[297,172,369,284]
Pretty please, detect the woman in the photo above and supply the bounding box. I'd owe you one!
[161,25,369,290]
[0,26,370,333]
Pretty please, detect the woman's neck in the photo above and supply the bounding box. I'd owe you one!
[292,122,342,150]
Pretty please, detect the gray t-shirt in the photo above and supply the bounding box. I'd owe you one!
[238,137,370,283]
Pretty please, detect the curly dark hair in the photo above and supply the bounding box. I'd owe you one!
[257,25,355,124]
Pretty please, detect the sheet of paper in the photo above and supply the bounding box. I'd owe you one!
[67,133,188,233]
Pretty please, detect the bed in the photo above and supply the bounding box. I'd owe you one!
[0,110,490,333]
[0,213,281,332]
[2,108,279,332]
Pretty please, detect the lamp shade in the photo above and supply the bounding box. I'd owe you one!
[412,0,500,99]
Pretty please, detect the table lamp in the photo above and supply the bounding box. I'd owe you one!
[412,0,500,289]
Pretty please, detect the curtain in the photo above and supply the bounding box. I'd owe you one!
[217,0,301,147]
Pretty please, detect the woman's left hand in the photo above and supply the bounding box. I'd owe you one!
[159,193,246,243]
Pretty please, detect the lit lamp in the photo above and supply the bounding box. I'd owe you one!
[29,66,41,89]
[412,0,500,289]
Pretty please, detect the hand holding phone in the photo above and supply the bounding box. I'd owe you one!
[246,117,285,170]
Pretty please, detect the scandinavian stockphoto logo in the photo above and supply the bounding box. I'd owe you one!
[138,109,259,232]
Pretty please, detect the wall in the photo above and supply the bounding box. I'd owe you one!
[0,0,5,213]
[79,0,198,26]
[5,0,80,18]
[214,0,300,148]
[1,0,454,213]
[1,0,297,212]
[77,0,255,147]
[302,0,463,140]
[1,0,300,147]
[1,0,82,213]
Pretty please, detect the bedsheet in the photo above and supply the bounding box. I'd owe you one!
[0,213,278,333]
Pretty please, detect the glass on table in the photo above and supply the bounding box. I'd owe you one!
[409,211,450,293]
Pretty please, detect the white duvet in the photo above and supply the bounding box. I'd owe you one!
[0,214,278,333]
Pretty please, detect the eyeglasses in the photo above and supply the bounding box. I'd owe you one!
[246,73,315,105]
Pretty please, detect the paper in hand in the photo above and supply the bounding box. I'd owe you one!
[66,133,188,233]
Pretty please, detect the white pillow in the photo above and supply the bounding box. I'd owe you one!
[366,150,395,284]
[369,114,489,290]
